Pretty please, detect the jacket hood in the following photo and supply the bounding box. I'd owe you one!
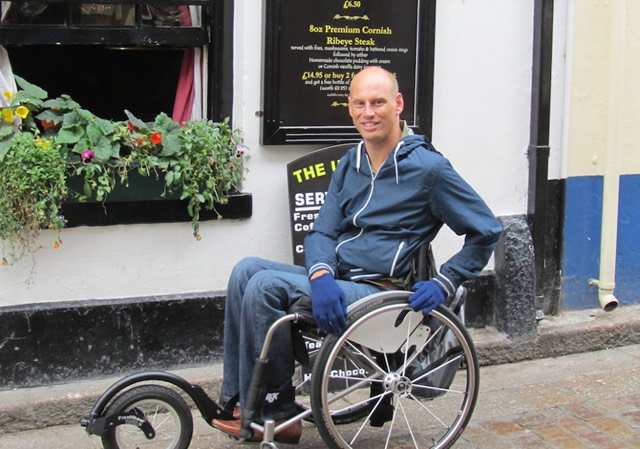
[355,134,430,184]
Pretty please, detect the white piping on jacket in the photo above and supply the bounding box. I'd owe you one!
[393,141,404,184]
[433,275,455,297]
[389,241,406,277]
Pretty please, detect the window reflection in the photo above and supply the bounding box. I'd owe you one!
[78,4,134,26]
[0,3,200,28]
[1,2,66,25]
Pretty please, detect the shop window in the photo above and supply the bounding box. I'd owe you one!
[0,1,249,226]
[0,2,211,46]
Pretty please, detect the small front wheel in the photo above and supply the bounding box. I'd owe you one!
[101,384,193,449]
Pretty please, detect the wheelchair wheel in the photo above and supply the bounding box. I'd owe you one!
[311,291,479,449]
[101,384,193,449]
[294,330,373,425]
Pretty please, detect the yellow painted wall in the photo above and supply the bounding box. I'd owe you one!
[622,2,640,171]
[567,0,640,177]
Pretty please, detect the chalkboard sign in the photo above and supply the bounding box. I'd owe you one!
[263,0,435,145]
[287,144,353,266]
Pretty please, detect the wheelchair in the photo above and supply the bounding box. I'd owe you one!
[80,286,478,449]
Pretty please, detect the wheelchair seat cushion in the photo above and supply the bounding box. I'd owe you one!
[287,296,316,328]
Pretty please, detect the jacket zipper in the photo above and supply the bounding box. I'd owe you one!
[336,163,377,254]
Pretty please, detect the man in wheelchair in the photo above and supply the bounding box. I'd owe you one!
[212,66,502,444]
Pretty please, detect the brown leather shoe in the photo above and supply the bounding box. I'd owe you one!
[212,417,302,444]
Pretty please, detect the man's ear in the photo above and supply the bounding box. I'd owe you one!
[396,92,404,115]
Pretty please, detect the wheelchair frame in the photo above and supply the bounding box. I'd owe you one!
[81,287,479,449]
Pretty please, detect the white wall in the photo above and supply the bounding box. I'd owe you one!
[429,0,534,263]
[0,0,541,306]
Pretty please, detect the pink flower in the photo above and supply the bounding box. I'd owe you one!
[81,149,96,165]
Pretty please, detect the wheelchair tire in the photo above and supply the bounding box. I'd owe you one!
[101,384,193,449]
[310,291,479,449]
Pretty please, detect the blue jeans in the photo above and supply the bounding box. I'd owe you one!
[220,257,381,420]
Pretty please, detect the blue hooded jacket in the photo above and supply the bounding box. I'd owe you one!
[304,134,502,297]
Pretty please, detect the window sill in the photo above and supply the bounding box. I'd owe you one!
[61,192,252,227]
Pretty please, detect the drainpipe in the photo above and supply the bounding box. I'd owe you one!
[527,0,554,311]
[589,1,625,312]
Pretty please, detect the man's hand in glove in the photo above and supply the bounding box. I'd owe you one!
[409,280,446,315]
[310,272,347,335]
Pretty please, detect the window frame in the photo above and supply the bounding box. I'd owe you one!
[0,0,233,121]
[261,0,437,145]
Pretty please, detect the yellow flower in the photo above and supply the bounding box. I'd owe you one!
[1,108,13,123]
[3,91,14,101]
[15,106,29,119]
[35,138,51,150]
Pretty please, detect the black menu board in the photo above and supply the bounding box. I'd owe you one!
[262,0,435,145]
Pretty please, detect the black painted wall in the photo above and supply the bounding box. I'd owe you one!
[0,278,495,390]
[0,293,226,390]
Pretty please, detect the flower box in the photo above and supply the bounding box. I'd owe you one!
[1,76,250,264]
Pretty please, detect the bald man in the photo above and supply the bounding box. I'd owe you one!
[212,67,502,443]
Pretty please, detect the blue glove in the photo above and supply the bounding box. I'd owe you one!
[409,280,446,315]
[310,273,347,335]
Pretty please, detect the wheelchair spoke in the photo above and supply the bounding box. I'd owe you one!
[344,340,389,377]
[401,315,412,377]
[411,382,466,396]
[326,373,383,407]
[294,375,310,392]
[330,383,386,416]
[410,352,464,385]
[348,392,391,446]
[383,398,398,449]
[399,323,445,375]
[396,398,420,449]
[407,391,451,428]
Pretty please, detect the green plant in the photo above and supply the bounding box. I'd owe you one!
[120,111,246,238]
[0,133,67,263]
[1,76,248,264]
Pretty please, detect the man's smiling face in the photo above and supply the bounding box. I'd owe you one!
[348,67,404,149]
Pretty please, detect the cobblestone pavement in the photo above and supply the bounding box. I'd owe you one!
[452,344,640,449]
[0,344,638,448]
